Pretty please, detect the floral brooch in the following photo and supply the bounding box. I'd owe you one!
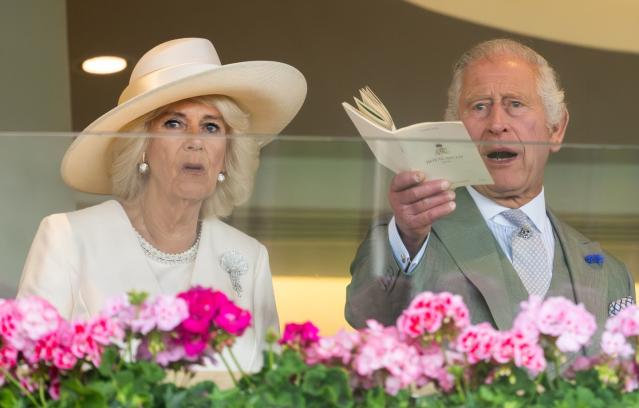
[219,250,248,297]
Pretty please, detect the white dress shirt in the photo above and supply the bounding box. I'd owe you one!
[389,186,555,274]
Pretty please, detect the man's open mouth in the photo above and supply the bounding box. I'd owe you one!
[486,150,518,160]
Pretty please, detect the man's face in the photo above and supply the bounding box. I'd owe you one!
[458,54,567,204]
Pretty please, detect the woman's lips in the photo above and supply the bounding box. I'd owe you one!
[182,163,206,174]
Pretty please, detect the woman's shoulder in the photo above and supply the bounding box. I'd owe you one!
[204,218,265,254]
[40,200,126,234]
[64,200,122,220]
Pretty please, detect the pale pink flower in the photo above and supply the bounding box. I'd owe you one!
[512,311,540,343]
[88,316,124,345]
[155,343,186,366]
[625,376,639,393]
[152,295,188,332]
[101,295,135,325]
[618,307,639,337]
[435,368,456,392]
[349,321,422,395]
[130,302,156,335]
[537,298,572,336]
[514,296,595,353]
[16,297,61,341]
[384,376,402,396]
[601,331,633,358]
[418,343,445,381]
[306,329,359,365]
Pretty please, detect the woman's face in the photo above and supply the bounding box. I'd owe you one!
[145,99,227,202]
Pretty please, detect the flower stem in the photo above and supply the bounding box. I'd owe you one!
[228,349,247,378]
[0,367,43,408]
[267,339,275,369]
[218,353,239,388]
[38,380,47,406]
[551,346,563,390]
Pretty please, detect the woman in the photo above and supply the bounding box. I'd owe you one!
[17,38,307,371]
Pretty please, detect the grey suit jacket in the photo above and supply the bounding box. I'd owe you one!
[345,188,635,353]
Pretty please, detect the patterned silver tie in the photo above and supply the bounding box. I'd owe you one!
[501,209,552,298]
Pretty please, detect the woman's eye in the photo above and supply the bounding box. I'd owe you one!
[204,123,220,133]
[163,119,183,129]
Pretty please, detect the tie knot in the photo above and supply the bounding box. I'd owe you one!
[501,209,534,239]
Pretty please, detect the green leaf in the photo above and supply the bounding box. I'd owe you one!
[0,389,17,407]
[97,346,119,377]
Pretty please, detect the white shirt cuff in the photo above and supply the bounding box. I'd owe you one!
[388,216,429,275]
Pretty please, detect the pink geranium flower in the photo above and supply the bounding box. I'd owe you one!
[215,302,251,336]
[305,329,359,365]
[152,295,189,332]
[602,305,639,358]
[16,297,61,342]
[396,292,470,340]
[178,286,229,334]
[514,296,596,353]
[456,323,498,364]
[280,321,320,348]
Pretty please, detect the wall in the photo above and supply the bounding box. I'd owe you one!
[0,0,74,297]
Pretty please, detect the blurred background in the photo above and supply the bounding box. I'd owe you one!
[1,0,638,334]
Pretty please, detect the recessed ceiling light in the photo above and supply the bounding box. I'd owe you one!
[82,56,127,75]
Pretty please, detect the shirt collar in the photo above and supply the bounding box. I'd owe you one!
[466,186,547,231]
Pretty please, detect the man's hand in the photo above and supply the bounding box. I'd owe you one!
[389,171,456,257]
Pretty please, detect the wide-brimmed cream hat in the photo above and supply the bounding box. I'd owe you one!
[62,37,307,194]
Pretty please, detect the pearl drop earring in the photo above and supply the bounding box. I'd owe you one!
[138,152,149,175]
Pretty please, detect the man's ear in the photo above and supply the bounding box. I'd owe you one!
[549,109,569,153]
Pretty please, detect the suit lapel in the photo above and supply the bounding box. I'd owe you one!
[432,189,518,330]
[549,211,608,330]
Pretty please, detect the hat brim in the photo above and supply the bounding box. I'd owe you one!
[62,60,307,194]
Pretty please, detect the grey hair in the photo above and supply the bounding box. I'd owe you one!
[444,39,566,128]
[108,95,259,218]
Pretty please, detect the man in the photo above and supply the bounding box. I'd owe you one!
[345,39,634,350]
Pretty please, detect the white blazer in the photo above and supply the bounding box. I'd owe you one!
[17,200,279,372]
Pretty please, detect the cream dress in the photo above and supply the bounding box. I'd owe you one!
[17,200,279,372]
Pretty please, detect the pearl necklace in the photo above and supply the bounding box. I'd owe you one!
[135,223,202,265]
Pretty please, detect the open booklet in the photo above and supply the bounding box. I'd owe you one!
[342,87,493,188]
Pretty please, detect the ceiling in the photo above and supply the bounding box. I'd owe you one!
[66,0,639,144]
[408,0,639,54]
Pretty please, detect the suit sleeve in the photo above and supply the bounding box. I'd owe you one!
[252,243,280,343]
[606,250,636,305]
[345,221,413,329]
[17,214,76,318]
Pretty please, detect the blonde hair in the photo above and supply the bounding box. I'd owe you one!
[445,39,567,129]
[109,95,259,218]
